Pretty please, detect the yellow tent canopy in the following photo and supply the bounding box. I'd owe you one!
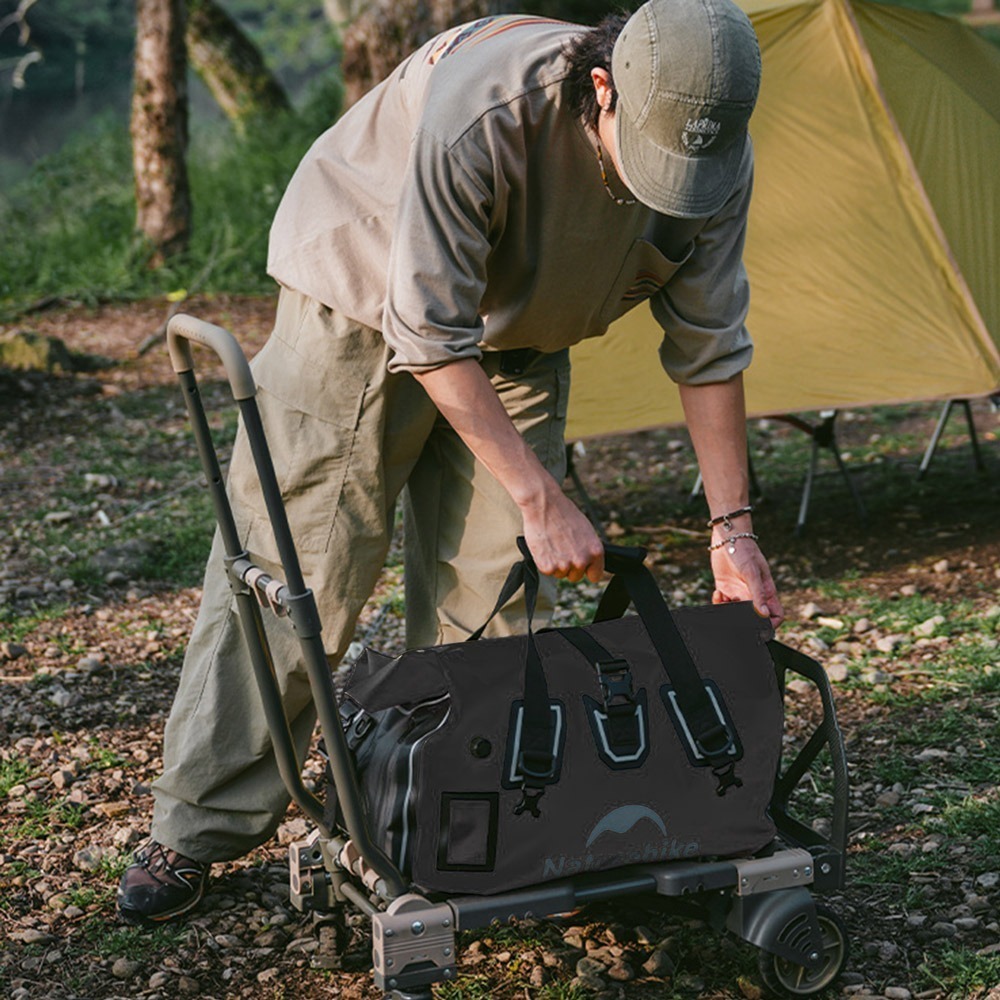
[567,0,1000,438]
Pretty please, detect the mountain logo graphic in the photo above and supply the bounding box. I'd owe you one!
[585,805,667,848]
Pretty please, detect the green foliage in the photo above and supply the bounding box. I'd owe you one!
[0,77,342,315]
[0,756,34,796]
[918,948,1000,999]
[225,0,338,79]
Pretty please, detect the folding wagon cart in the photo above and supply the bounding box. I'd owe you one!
[166,313,851,999]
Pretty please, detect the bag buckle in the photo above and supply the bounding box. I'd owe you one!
[694,722,735,759]
[513,786,545,818]
[712,761,744,797]
[597,659,636,715]
[516,749,555,781]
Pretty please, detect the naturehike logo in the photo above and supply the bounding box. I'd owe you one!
[586,805,666,847]
[541,805,699,879]
[682,117,722,152]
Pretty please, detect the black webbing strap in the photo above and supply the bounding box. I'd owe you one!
[592,546,735,769]
[558,627,640,750]
[466,542,555,816]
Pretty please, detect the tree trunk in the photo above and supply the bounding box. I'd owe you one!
[186,0,291,132]
[132,0,190,263]
[341,0,512,108]
[339,0,612,108]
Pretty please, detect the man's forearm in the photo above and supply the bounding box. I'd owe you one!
[412,358,558,510]
[412,358,604,581]
[677,375,750,522]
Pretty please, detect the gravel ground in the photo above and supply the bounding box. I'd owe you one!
[2,297,1000,1000]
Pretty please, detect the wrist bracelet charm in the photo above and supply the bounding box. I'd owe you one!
[708,531,759,555]
[707,505,754,531]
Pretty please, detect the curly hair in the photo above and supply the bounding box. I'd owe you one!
[563,12,631,131]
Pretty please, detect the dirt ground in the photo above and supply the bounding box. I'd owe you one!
[2,296,1000,1000]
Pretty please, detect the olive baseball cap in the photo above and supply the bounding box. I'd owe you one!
[612,0,762,218]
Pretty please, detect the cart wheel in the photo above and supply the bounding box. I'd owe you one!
[757,904,849,997]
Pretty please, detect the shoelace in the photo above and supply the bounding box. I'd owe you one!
[138,843,199,885]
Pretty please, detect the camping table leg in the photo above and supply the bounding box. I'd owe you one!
[776,411,866,537]
[918,398,987,480]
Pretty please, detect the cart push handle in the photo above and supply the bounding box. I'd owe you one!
[167,313,257,401]
[166,313,408,900]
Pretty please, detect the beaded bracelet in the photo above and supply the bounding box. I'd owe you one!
[708,531,759,555]
[706,505,753,531]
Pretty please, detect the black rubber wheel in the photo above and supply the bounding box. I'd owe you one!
[757,904,849,997]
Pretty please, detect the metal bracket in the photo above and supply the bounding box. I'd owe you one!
[734,848,815,896]
[372,893,457,993]
[289,828,344,912]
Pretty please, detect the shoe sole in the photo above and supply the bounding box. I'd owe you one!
[117,876,208,927]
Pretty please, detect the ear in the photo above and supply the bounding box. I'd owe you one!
[590,67,614,113]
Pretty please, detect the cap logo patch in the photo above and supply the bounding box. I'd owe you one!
[681,117,722,152]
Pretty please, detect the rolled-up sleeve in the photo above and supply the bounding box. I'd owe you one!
[652,142,755,385]
[382,128,495,373]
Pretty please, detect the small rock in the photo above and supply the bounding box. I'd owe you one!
[975,872,999,889]
[853,618,872,634]
[51,769,75,790]
[214,934,243,949]
[149,971,171,989]
[1,641,28,660]
[606,961,634,981]
[276,817,310,845]
[899,584,919,596]
[634,925,655,945]
[13,929,57,945]
[932,559,950,574]
[642,949,675,976]
[177,976,200,994]
[576,956,606,978]
[800,602,823,620]
[111,958,142,979]
[254,928,288,948]
[913,615,945,637]
[817,616,844,629]
[930,921,958,937]
[875,635,904,653]
[863,669,893,685]
[876,790,901,808]
[885,989,912,1000]
[529,965,546,987]
[257,967,280,983]
[954,917,980,931]
[826,662,850,683]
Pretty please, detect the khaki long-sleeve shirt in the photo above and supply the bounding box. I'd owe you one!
[268,15,754,384]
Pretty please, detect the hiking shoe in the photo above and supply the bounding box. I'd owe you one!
[117,840,209,926]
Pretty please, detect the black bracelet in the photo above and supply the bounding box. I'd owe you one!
[706,505,753,531]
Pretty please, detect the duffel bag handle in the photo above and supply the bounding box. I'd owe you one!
[469,538,741,798]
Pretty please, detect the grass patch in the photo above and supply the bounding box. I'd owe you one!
[0,81,342,315]
[0,605,66,644]
[918,948,1000,999]
[79,919,185,960]
[0,756,34,795]
[936,796,1000,840]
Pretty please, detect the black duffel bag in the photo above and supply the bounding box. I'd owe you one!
[338,540,785,895]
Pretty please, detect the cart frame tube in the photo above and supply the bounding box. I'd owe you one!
[167,314,407,899]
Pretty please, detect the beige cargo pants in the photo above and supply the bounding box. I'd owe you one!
[151,289,570,862]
